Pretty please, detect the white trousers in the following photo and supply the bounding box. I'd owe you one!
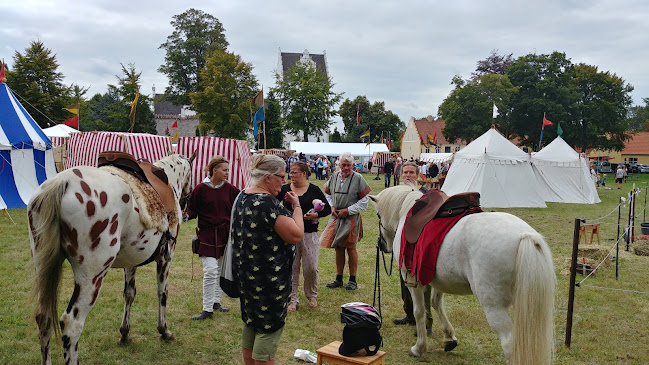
[201,256,224,312]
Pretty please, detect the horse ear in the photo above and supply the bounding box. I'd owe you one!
[188,150,197,165]
[369,195,378,203]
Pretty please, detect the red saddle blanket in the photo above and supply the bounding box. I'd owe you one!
[400,207,482,286]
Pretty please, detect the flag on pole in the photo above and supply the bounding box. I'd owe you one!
[557,122,563,137]
[0,59,6,83]
[542,113,553,127]
[492,103,499,119]
[252,88,264,106]
[128,90,139,132]
[166,120,178,132]
[253,106,264,141]
[380,132,384,143]
[356,104,360,125]
[63,105,79,115]
[63,116,79,128]
[400,131,404,147]
[427,132,437,146]
[360,129,370,138]
[171,131,179,143]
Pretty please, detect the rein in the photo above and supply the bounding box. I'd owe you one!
[372,210,397,321]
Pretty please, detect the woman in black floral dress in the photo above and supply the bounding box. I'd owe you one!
[232,154,304,365]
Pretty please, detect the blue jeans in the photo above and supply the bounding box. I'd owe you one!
[384,174,391,188]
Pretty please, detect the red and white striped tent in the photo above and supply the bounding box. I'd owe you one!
[176,137,251,190]
[65,132,172,169]
[371,151,398,167]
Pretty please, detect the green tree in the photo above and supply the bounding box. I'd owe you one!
[273,62,342,141]
[190,50,258,139]
[6,40,72,127]
[159,8,228,106]
[262,90,285,148]
[83,63,155,133]
[568,64,633,151]
[628,98,649,131]
[438,73,518,143]
[338,95,404,143]
[329,127,342,142]
[506,52,581,149]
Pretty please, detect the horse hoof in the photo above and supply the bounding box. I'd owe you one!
[408,348,421,357]
[160,333,175,342]
[444,340,458,352]
[118,337,131,346]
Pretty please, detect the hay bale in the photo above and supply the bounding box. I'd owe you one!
[632,239,649,256]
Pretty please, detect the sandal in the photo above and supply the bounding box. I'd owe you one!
[288,302,298,312]
[345,281,358,290]
[308,298,318,308]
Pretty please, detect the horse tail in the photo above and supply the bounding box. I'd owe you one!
[29,177,68,338]
[511,233,556,365]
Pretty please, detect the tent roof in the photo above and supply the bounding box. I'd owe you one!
[42,124,79,138]
[419,153,453,163]
[289,142,389,157]
[532,137,581,166]
[455,128,529,162]
[0,83,50,150]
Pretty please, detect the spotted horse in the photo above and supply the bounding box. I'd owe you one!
[28,153,195,365]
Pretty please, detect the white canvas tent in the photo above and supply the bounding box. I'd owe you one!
[289,142,389,157]
[42,124,79,138]
[441,128,546,208]
[531,136,600,204]
[419,152,453,164]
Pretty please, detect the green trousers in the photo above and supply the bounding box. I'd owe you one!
[400,274,433,328]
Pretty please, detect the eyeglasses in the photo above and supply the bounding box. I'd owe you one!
[289,171,305,175]
[273,173,286,180]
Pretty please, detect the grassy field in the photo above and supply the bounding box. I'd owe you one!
[1,172,649,364]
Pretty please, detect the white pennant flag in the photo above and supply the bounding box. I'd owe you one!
[492,103,499,119]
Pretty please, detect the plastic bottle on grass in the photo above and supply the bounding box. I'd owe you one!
[294,349,317,363]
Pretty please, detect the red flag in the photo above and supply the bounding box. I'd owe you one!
[542,114,553,127]
[166,120,178,132]
[356,105,360,125]
[63,116,79,128]
[0,59,6,83]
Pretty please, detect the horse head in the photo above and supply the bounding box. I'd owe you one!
[370,185,423,253]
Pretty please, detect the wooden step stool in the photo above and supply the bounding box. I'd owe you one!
[316,341,386,365]
[579,223,601,245]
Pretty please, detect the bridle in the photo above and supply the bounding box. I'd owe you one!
[372,209,397,320]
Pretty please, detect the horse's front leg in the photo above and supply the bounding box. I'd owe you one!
[408,283,427,357]
[119,267,137,345]
[155,252,175,342]
[431,289,458,352]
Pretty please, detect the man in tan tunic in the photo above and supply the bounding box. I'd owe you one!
[320,152,371,290]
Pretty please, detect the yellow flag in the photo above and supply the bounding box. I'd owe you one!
[128,90,139,132]
[63,105,79,115]
[360,129,370,138]
[171,131,179,143]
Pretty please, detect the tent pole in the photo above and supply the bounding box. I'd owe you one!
[2,209,17,225]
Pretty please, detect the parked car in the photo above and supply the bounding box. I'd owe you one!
[628,163,640,173]
[638,164,649,173]
[594,161,613,173]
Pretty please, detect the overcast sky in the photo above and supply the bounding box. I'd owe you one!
[2,0,648,132]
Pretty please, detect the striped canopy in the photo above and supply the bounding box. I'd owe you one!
[0,83,57,209]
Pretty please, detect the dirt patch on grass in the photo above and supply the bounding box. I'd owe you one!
[560,245,612,275]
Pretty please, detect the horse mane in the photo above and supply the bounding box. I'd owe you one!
[374,184,423,230]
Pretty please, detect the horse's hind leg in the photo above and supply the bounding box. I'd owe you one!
[59,267,111,365]
[408,285,428,357]
[119,267,137,345]
[35,308,54,365]
[431,290,458,352]
[482,305,513,363]
[155,254,175,342]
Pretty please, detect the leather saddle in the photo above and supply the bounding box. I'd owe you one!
[98,151,176,213]
[404,190,480,244]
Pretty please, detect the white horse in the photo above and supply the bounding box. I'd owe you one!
[370,185,555,364]
[28,153,195,365]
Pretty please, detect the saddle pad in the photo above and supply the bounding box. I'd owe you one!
[102,166,177,232]
[399,207,482,286]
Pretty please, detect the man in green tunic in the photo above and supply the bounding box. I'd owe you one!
[320,152,371,290]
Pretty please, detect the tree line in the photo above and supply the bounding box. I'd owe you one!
[3,9,648,151]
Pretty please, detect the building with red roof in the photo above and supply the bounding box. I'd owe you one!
[400,116,466,160]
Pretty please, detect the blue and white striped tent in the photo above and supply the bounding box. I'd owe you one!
[0,82,57,210]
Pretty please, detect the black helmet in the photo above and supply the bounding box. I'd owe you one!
[340,302,382,329]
